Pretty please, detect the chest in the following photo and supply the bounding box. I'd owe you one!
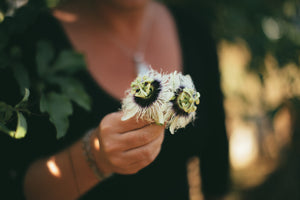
[58,9,182,100]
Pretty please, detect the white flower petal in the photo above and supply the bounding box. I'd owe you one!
[121,105,139,121]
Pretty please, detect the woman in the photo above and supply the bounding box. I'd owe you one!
[1,0,229,199]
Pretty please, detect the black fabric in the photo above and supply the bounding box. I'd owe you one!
[0,5,229,200]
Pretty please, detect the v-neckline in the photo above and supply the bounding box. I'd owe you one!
[49,5,186,104]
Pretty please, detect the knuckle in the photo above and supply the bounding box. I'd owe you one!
[100,116,115,130]
[102,140,118,154]
[99,123,111,136]
[100,114,110,127]
[100,112,120,134]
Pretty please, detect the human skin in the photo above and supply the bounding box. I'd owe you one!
[23,0,182,199]
[24,111,164,200]
[93,112,165,175]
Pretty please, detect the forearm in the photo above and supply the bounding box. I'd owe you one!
[23,111,165,200]
[23,132,106,200]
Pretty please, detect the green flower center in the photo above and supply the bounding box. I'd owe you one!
[177,88,200,113]
[131,76,155,99]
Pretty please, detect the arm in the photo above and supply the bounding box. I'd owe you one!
[24,112,165,200]
[24,135,100,200]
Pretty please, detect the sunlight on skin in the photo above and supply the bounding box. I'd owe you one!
[52,10,78,23]
[46,157,61,178]
[93,136,100,151]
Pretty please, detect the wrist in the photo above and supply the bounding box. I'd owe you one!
[82,129,113,178]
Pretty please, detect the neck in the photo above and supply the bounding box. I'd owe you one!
[94,1,152,40]
[55,0,152,33]
[53,0,154,56]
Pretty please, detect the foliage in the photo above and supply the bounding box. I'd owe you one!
[0,88,29,139]
[0,0,91,139]
[35,40,91,139]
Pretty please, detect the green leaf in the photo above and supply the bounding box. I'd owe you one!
[36,40,54,77]
[12,112,27,139]
[40,92,73,139]
[0,112,27,139]
[48,77,91,111]
[51,50,86,74]
[15,88,30,109]
[12,63,30,95]
[21,88,30,102]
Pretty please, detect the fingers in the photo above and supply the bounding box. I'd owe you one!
[114,132,165,174]
[123,131,164,165]
[119,124,165,150]
[99,124,164,156]
[98,111,166,175]
[100,112,150,133]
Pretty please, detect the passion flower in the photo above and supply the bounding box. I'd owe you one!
[121,69,200,134]
[164,72,200,134]
[121,69,173,125]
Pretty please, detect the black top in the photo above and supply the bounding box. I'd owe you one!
[0,5,229,200]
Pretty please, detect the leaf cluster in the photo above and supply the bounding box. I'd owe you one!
[0,0,91,139]
[36,40,91,139]
[0,89,29,139]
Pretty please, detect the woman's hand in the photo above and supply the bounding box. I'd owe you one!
[93,111,165,175]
